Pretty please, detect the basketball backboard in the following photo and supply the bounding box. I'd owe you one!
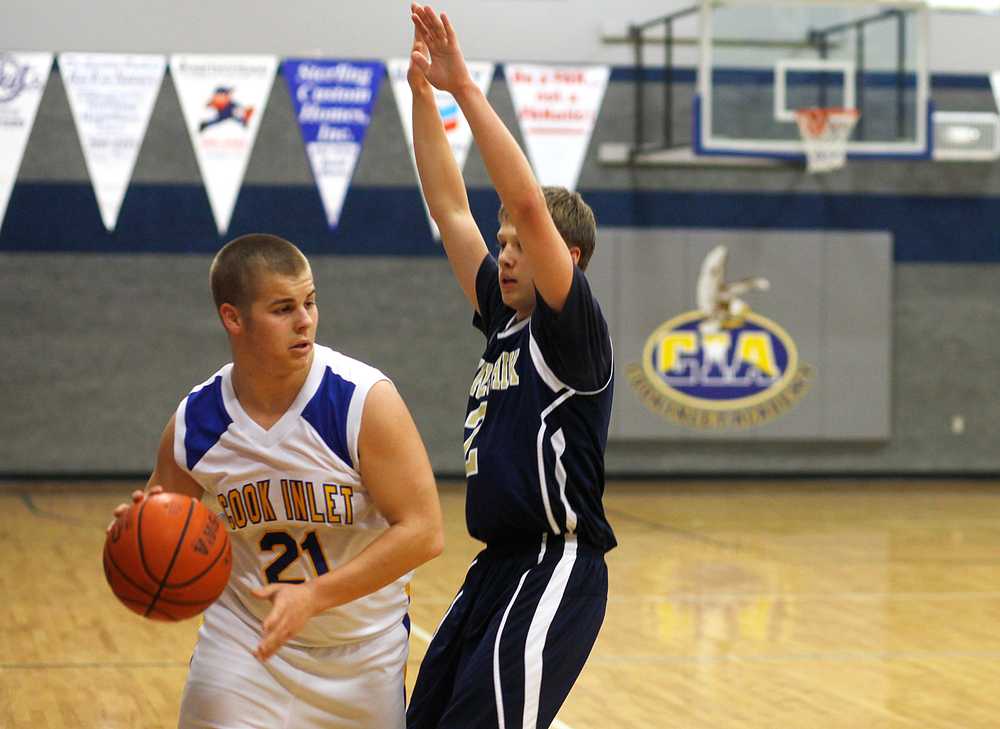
[695,0,932,160]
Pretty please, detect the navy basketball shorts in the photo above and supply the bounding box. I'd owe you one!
[407,534,608,729]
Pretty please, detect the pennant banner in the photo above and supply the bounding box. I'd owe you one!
[283,59,382,230]
[0,52,52,230]
[59,53,165,232]
[505,64,609,191]
[388,59,494,239]
[171,54,276,235]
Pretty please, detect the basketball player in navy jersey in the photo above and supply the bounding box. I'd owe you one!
[405,6,616,728]
[110,234,443,729]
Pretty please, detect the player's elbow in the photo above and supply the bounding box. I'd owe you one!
[431,206,473,231]
[405,508,444,565]
[421,514,445,562]
[424,527,445,562]
[504,186,547,226]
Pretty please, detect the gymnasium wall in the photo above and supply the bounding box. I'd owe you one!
[2,1,999,476]
[1,64,997,477]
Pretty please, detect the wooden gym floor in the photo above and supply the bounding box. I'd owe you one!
[1,479,999,728]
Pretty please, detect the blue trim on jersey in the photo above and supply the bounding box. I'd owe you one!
[184,376,232,471]
[301,367,356,468]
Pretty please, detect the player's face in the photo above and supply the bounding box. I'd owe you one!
[243,268,318,372]
[496,221,536,318]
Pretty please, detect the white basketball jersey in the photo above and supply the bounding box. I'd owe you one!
[173,344,409,647]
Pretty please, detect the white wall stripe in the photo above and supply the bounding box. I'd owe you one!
[521,536,578,729]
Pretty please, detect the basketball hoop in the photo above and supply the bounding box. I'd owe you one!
[795,107,860,173]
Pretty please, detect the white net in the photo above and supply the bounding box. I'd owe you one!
[795,107,860,173]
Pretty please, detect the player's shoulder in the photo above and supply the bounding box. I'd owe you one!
[173,363,234,474]
[174,362,232,423]
[301,345,390,471]
[313,344,390,391]
[182,362,233,398]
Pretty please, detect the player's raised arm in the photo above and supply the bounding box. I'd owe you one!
[412,4,576,313]
[408,9,489,312]
[252,380,443,661]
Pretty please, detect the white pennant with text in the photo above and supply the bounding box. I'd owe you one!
[171,54,276,235]
[505,64,609,191]
[60,53,166,232]
[0,52,52,229]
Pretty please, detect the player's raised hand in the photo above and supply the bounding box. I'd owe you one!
[407,14,432,90]
[106,484,163,533]
[410,3,471,95]
[251,582,319,661]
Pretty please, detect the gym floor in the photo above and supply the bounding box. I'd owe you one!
[2,479,999,728]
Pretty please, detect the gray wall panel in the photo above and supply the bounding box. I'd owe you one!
[0,255,996,475]
[18,71,90,183]
[242,75,314,186]
[821,235,894,438]
[0,253,481,474]
[131,71,204,185]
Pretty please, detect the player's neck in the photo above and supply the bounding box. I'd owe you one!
[230,352,313,430]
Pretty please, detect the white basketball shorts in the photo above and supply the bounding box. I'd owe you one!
[178,602,408,729]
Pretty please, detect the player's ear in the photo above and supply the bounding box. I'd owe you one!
[568,246,582,266]
[219,303,243,335]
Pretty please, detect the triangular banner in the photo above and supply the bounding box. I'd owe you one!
[171,54,276,236]
[283,59,383,230]
[60,53,166,232]
[388,59,494,239]
[0,52,52,230]
[505,64,609,191]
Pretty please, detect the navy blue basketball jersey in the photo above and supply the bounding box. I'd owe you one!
[464,254,617,552]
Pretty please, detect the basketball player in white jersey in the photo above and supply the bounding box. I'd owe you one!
[110,233,444,729]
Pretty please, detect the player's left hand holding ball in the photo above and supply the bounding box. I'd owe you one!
[251,581,321,661]
[107,484,164,533]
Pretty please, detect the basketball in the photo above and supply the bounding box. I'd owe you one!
[103,492,232,621]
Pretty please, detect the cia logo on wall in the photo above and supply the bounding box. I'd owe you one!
[627,245,814,430]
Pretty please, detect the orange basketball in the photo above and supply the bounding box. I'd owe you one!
[103,492,232,621]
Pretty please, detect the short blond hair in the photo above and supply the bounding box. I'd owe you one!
[498,187,597,270]
[209,234,309,311]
